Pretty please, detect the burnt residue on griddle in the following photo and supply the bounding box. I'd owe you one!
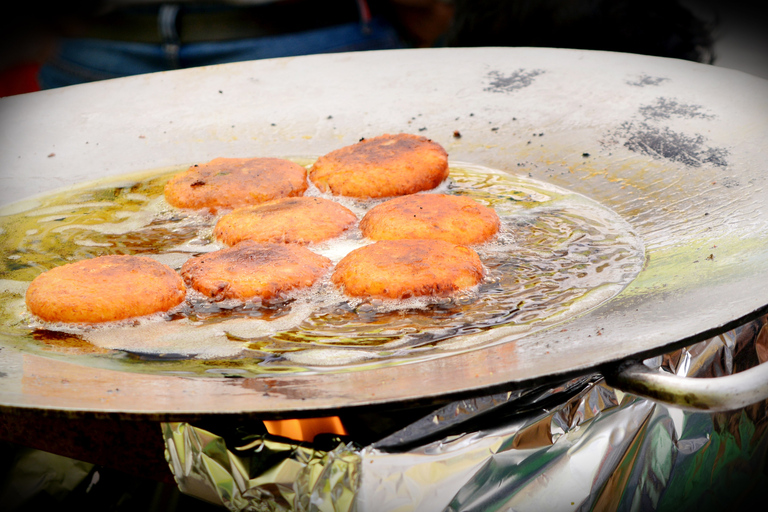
[626,74,669,87]
[484,69,544,93]
[617,121,728,168]
[638,97,715,121]
[603,89,727,167]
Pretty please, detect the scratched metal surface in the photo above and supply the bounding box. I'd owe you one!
[0,47,766,418]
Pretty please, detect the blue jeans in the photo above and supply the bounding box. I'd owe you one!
[38,17,403,89]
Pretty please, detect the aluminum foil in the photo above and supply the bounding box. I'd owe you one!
[163,423,360,511]
[163,316,768,511]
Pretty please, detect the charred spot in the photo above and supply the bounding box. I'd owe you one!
[484,69,544,94]
[606,121,728,168]
[626,75,670,87]
[621,123,728,167]
[638,97,715,121]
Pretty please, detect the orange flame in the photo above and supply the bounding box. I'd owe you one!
[263,416,347,442]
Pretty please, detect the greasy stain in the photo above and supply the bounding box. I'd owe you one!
[484,69,544,93]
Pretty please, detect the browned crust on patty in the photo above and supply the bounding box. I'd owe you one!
[214,196,357,246]
[308,133,449,198]
[164,157,307,212]
[180,241,332,301]
[331,239,484,299]
[360,194,500,245]
[25,255,186,324]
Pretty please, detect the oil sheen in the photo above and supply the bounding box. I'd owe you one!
[0,162,645,376]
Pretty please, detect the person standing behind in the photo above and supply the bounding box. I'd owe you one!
[36,0,455,89]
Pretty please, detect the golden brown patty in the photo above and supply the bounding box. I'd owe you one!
[332,239,484,299]
[214,196,357,246]
[308,133,449,198]
[164,157,307,212]
[181,241,332,301]
[25,255,186,324]
[360,194,500,245]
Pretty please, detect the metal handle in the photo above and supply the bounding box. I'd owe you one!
[605,359,768,412]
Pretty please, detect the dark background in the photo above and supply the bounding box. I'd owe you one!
[1,0,767,97]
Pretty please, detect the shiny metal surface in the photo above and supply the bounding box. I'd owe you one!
[165,316,768,510]
[607,319,768,412]
[608,359,768,412]
[1,48,767,418]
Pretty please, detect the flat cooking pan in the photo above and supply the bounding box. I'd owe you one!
[1,47,767,420]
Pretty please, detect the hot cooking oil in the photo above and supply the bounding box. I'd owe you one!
[0,161,645,376]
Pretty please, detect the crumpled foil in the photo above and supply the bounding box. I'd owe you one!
[163,315,768,511]
[163,423,360,511]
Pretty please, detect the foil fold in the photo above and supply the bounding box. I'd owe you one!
[164,423,360,511]
[163,315,768,511]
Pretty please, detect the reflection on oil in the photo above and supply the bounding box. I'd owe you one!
[0,163,645,377]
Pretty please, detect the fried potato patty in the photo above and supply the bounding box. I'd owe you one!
[25,255,186,324]
[360,194,500,245]
[164,157,307,212]
[308,133,449,198]
[181,241,332,301]
[214,197,357,246]
[332,239,484,299]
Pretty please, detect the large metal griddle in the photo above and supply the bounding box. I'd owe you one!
[1,47,767,422]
